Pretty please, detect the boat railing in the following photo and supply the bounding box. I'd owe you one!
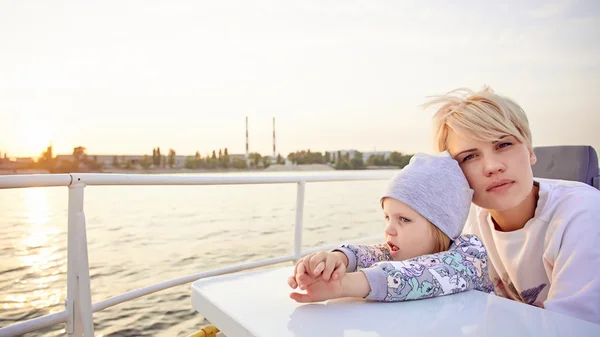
[0,172,393,337]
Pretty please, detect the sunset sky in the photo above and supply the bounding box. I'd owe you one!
[1,0,598,158]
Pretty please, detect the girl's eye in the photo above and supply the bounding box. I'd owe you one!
[384,215,390,221]
[399,217,410,223]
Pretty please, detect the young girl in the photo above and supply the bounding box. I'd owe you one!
[288,151,495,303]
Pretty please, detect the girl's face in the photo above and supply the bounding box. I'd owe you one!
[446,130,536,212]
[382,198,436,261]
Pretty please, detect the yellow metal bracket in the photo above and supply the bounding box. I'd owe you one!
[186,324,220,337]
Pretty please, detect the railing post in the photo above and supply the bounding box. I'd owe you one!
[76,212,95,337]
[293,181,306,264]
[66,181,95,337]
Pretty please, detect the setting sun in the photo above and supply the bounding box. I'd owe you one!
[17,120,52,158]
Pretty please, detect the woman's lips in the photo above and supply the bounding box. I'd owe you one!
[486,179,515,192]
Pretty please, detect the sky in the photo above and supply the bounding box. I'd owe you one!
[1,0,599,158]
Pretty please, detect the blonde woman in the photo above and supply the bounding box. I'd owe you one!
[425,87,600,324]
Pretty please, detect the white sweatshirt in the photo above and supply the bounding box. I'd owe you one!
[463,178,600,325]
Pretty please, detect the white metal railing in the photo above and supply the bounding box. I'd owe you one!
[0,172,392,337]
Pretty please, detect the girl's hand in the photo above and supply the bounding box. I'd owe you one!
[289,272,370,303]
[289,271,344,303]
[287,251,348,290]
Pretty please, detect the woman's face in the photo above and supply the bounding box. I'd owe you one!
[446,130,536,211]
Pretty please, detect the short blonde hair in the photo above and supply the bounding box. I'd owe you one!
[431,224,451,253]
[423,86,533,152]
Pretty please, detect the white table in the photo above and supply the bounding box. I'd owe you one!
[191,266,600,337]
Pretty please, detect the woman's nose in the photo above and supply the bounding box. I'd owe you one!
[483,154,506,176]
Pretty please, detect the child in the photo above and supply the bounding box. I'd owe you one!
[288,151,494,303]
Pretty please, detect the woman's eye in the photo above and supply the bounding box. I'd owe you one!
[498,142,512,149]
[462,153,475,162]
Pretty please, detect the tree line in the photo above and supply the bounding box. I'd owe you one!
[29,145,285,172]
[22,145,413,173]
[287,150,413,170]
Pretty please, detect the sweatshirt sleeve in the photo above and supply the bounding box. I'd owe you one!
[333,243,392,272]
[359,234,494,302]
[543,198,600,325]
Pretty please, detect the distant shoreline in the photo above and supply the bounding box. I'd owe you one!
[0,164,344,175]
[0,164,405,176]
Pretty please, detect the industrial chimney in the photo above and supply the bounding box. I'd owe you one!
[245,116,250,167]
[272,117,277,164]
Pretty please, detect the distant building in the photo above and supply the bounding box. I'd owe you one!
[55,154,187,169]
[228,154,246,161]
[329,150,392,164]
[15,157,35,165]
[331,150,358,162]
[362,151,391,163]
[0,157,18,170]
[0,157,33,171]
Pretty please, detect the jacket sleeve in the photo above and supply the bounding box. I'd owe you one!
[543,196,600,325]
[333,243,392,272]
[358,234,495,302]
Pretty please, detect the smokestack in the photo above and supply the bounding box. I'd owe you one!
[245,116,249,161]
[272,117,276,163]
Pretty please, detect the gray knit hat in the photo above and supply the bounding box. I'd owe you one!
[381,151,474,240]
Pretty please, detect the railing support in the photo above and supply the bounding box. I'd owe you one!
[66,182,94,336]
[293,181,306,264]
[77,212,95,337]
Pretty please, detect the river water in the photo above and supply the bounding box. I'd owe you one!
[0,170,395,336]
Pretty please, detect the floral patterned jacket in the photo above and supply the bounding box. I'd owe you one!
[334,234,494,301]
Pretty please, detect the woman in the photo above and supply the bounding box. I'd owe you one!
[424,86,600,324]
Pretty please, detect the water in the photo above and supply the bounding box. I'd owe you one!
[0,170,395,336]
